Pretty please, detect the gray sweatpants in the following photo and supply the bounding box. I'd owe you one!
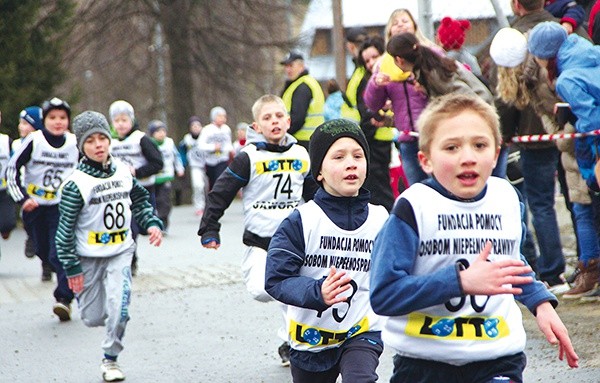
[78,243,135,358]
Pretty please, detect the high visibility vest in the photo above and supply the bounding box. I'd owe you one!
[340,66,366,123]
[282,75,325,141]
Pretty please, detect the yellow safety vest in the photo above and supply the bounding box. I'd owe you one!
[340,66,366,123]
[282,75,325,141]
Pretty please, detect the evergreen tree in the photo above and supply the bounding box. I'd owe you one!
[0,0,75,135]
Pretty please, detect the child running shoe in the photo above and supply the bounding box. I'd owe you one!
[52,300,71,321]
[101,358,125,382]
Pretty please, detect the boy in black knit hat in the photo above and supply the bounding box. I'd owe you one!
[6,97,79,320]
[56,111,163,382]
[265,118,388,382]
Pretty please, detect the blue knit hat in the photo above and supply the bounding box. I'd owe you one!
[528,21,568,59]
[19,106,44,130]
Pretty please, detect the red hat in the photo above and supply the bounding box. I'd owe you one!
[437,17,471,50]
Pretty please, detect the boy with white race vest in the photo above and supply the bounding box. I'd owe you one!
[198,94,316,366]
[56,111,162,382]
[13,106,45,266]
[179,116,207,216]
[370,94,578,383]
[108,100,162,275]
[265,119,388,382]
[147,119,184,232]
[6,97,79,321]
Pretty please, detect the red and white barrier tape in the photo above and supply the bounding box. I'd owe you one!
[398,129,600,142]
[511,129,600,143]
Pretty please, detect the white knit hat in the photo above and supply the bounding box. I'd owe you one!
[108,100,135,122]
[490,28,528,68]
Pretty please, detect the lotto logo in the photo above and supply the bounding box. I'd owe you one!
[87,229,129,245]
[27,184,57,200]
[405,312,509,341]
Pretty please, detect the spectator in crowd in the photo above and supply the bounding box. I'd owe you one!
[280,51,325,150]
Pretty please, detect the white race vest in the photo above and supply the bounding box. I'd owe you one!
[0,134,10,190]
[181,133,205,169]
[287,201,388,352]
[241,143,309,238]
[383,177,527,365]
[24,131,78,205]
[156,137,179,182]
[66,160,134,257]
[110,130,154,186]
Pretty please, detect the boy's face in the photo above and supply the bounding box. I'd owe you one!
[152,128,167,141]
[318,137,367,197]
[83,133,110,163]
[112,113,133,138]
[18,119,36,138]
[418,111,500,200]
[253,102,290,144]
[44,109,69,136]
[213,113,227,127]
[190,121,202,135]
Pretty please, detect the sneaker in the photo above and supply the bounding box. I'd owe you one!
[52,301,71,322]
[278,342,291,367]
[581,286,600,302]
[41,263,53,282]
[25,237,36,258]
[101,358,125,382]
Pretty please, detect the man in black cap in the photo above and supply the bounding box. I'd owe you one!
[280,51,325,150]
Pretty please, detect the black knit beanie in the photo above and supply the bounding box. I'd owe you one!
[309,119,370,185]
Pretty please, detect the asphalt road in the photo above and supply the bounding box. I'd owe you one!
[0,200,598,382]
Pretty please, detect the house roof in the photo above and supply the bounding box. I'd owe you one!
[297,0,513,81]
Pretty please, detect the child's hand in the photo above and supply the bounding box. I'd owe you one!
[176,170,185,178]
[68,275,84,294]
[147,226,162,247]
[561,22,574,34]
[460,242,533,296]
[321,267,351,306]
[535,301,579,368]
[202,240,220,250]
[22,198,39,212]
[375,73,391,87]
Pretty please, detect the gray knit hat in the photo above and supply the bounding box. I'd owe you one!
[72,111,112,153]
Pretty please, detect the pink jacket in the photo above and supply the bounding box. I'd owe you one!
[363,62,428,143]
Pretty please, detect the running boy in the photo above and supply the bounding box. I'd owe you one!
[147,119,184,233]
[369,94,578,383]
[265,119,388,382]
[198,94,315,365]
[14,106,45,262]
[178,116,206,216]
[6,97,79,320]
[198,106,233,190]
[56,111,163,382]
[108,100,162,274]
